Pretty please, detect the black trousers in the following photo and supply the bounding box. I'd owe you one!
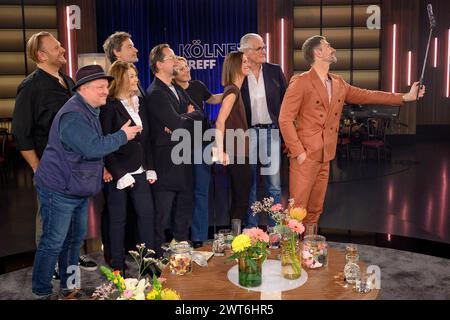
[153,190,193,257]
[227,161,252,221]
[104,173,155,270]
[101,199,138,266]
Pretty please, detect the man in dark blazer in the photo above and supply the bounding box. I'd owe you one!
[145,44,204,257]
[239,33,287,227]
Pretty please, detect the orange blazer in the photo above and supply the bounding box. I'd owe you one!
[279,68,404,163]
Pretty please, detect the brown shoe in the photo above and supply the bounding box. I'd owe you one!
[59,288,91,300]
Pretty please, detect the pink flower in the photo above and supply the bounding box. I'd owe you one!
[243,227,270,243]
[271,204,283,212]
[288,220,305,234]
[302,250,314,267]
[269,233,280,243]
[123,289,134,299]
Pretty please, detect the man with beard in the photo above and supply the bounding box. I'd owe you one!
[279,35,426,226]
[12,32,98,274]
[31,64,140,299]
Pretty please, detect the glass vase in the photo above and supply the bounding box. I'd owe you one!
[238,254,263,287]
[344,253,361,285]
[281,233,302,279]
[302,234,328,269]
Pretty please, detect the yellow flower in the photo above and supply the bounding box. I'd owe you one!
[289,207,307,221]
[119,278,124,283]
[146,289,158,300]
[231,234,252,253]
[160,289,181,300]
[113,279,118,284]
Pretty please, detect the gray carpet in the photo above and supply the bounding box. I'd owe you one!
[1,242,449,300]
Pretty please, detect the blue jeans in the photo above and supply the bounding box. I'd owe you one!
[191,146,211,242]
[32,186,88,296]
[246,127,281,228]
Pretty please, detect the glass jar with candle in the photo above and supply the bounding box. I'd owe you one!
[213,233,226,256]
[345,244,358,263]
[344,252,361,285]
[168,242,193,276]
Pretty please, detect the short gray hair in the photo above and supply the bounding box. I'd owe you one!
[239,33,263,51]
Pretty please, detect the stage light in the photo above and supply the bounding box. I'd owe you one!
[66,6,73,78]
[407,51,412,86]
[78,53,109,70]
[434,37,438,68]
[392,24,397,93]
[447,29,450,98]
[266,32,270,63]
[281,18,285,73]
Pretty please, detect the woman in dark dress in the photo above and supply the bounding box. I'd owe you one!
[215,51,252,221]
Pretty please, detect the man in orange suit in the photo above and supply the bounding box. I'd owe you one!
[279,35,425,226]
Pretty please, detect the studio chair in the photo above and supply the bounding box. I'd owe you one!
[336,117,352,162]
[360,117,391,165]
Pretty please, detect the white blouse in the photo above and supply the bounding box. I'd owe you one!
[116,96,157,189]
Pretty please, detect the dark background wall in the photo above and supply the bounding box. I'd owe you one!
[95,0,257,120]
[380,0,450,132]
[4,0,448,130]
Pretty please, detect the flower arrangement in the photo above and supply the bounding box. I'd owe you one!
[251,197,306,237]
[252,197,306,279]
[226,228,269,287]
[92,243,181,300]
[227,228,269,261]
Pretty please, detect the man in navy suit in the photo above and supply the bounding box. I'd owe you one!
[145,44,204,257]
[239,33,287,227]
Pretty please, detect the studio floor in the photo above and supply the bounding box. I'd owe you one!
[0,140,449,292]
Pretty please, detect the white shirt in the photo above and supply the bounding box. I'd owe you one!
[121,95,142,127]
[168,84,179,101]
[116,96,157,189]
[248,66,272,126]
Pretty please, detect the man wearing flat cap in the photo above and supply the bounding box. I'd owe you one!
[31,64,141,299]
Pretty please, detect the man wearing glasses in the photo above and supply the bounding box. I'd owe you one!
[239,33,287,228]
[145,44,204,257]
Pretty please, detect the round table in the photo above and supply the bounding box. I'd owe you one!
[161,247,379,300]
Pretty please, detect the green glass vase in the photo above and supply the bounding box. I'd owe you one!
[281,233,302,279]
[238,254,263,287]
